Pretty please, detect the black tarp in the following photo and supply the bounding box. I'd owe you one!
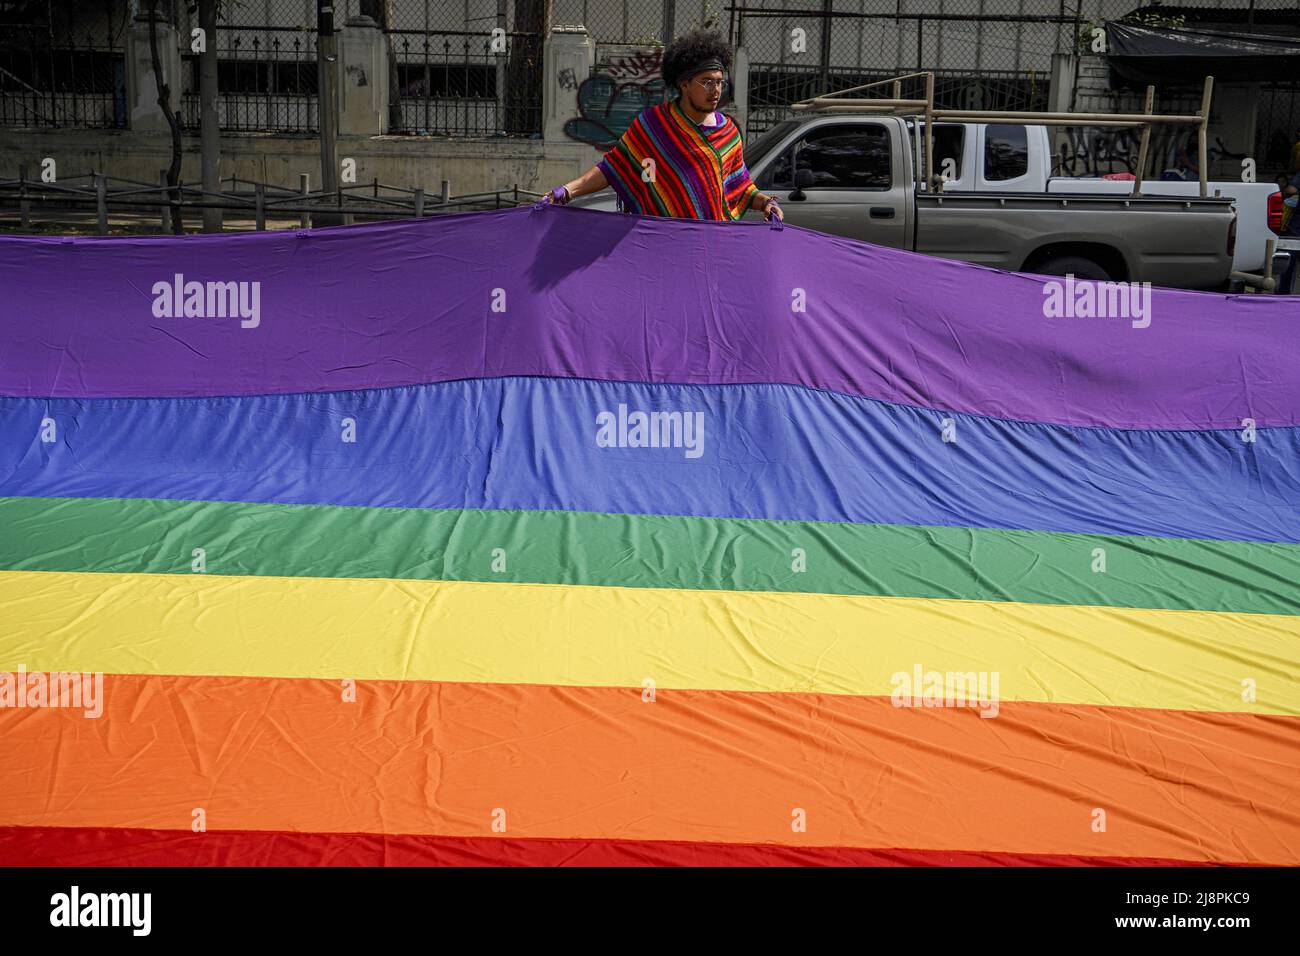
[1106,22,1300,83]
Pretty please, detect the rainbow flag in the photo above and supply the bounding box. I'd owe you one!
[0,205,1297,866]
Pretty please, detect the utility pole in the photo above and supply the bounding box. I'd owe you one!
[198,0,222,232]
[316,0,340,223]
[662,0,676,46]
[818,0,833,91]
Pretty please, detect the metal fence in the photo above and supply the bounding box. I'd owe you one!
[387,28,542,136]
[7,0,1297,143]
[181,25,320,134]
[2,0,544,137]
[0,20,127,129]
[0,167,541,235]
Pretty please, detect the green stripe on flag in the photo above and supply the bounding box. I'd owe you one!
[3,496,1299,615]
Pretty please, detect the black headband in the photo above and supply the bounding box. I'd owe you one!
[681,58,725,81]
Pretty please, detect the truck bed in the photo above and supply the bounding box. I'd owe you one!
[912,191,1235,289]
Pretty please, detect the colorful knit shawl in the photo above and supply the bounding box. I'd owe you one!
[597,99,759,220]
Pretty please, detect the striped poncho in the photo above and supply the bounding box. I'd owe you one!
[597,99,759,220]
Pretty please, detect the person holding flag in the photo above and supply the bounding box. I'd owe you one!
[542,29,783,223]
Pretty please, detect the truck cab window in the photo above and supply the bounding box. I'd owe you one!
[932,125,963,181]
[985,124,1029,181]
[761,124,892,190]
[909,123,963,181]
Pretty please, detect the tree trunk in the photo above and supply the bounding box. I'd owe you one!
[199,0,222,232]
[147,0,184,235]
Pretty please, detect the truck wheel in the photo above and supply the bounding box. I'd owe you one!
[1032,255,1111,281]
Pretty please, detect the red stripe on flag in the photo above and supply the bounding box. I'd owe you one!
[0,826,1227,868]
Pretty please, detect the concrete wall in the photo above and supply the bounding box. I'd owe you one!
[0,22,603,198]
[0,127,599,197]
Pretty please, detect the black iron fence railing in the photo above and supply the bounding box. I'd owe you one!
[0,168,540,235]
[180,26,320,133]
[0,27,126,128]
[387,29,542,137]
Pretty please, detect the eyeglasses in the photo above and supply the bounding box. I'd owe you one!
[692,78,726,92]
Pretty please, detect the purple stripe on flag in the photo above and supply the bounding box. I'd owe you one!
[0,205,1295,430]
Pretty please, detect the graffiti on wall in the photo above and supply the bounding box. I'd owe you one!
[563,47,668,149]
[1055,126,1249,180]
[1055,126,1148,176]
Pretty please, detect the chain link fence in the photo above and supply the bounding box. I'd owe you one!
[552,0,749,43]
[733,0,1080,134]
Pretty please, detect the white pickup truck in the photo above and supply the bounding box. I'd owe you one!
[924,121,1278,276]
[575,114,1280,289]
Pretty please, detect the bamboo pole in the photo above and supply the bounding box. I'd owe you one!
[792,69,1215,195]
[804,101,1200,125]
[1131,86,1154,198]
[1231,239,1278,293]
[796,97,927,110]
[925,71,936,194]
[1197,76,1214,199]
[932,109,1200,124]
[935,115,1192,128]
[794,104,927,115]
[792,71,931,103]
[802,107,1198,128]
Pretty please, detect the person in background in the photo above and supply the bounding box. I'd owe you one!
[540,29,783,223]
[1161,134,1201,182]
[1276,169,1300,294]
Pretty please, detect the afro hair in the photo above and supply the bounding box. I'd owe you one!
[661,29,733,92]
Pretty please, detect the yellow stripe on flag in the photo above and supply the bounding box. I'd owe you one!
[1,569,1295,714]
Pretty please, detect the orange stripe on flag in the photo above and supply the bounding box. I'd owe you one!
[1,674,1295,864]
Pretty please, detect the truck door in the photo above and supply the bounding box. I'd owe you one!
[753,120,908,246]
